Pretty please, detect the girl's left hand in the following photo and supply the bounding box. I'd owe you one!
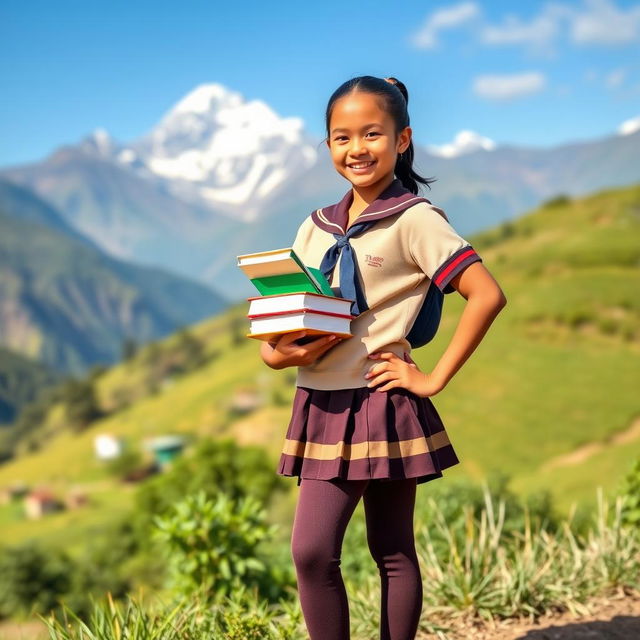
[364,351,445,397]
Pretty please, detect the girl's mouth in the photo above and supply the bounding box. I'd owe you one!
[348,160,376,174]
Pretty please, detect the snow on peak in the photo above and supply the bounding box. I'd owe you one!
[617,115,640,136]
[427,130,497,158]
[171,83,243,115]
[117,83,318,218]
[80,127,118,157]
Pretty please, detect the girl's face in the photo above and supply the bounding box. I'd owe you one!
[326,90,411,193]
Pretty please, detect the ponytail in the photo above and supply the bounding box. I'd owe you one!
[325,75,436,195]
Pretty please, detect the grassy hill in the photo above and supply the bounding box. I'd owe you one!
[0,184,638,548]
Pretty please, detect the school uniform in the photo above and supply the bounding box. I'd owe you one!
[276,178,482,486]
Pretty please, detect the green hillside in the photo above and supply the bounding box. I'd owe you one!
[0,184,638,547]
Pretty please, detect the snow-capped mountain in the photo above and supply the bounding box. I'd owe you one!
[427,130,497,158]
[84,83,319,221]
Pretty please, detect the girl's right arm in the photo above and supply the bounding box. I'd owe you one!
[260,331,343,370]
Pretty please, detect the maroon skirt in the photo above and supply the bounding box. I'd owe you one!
[277,385,460,487]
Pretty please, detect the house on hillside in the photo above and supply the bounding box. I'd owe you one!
[94,433,123,460]
[145,435,185,471]
[65,489,89,510]
[24,489,63,519]
[0,483,29,505]
[230,388,264,415]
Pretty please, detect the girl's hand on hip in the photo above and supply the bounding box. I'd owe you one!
[365,351,445,397]
[263,330,343,369]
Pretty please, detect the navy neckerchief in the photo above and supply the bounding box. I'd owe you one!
[311,178,449,348]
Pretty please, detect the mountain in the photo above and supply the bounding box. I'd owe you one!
[2,82,639,301]
[0,180,228,373]
[79,84,320,221]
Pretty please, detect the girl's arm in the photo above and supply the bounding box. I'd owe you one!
[260,330,343,370]
[365,262,506,396]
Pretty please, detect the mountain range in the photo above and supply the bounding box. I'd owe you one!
[0,178,227,374]
[2,82,639,303]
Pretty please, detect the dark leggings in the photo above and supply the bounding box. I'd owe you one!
[291,477,422,640]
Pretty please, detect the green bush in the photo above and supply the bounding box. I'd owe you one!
[620,457,640,527]
[132,438,287,549]
[0,542,71,618]
[153,490,294,604]
[543,194,571,208]
[0,528,135,620]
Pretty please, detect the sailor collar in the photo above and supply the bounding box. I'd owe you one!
[311,178,431,235]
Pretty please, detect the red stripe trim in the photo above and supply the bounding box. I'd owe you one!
[247,308,354,320]
[434,248,477,286]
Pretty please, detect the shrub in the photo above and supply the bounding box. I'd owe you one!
[543,194,571,208]
[153,490,294,603]
[620,457,640,527]
[132,438,286,549]
[0,542,71,618]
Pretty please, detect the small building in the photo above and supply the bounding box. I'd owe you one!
[94,434,123,460]
[145,435,185,470]
[0,482,29,505]
[24,489,62,520]
[230,388,264,414]
[65,489,89,510]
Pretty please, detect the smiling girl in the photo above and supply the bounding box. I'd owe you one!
[259,76,507,640]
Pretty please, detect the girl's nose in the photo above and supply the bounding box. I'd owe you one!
[350,137,366,155]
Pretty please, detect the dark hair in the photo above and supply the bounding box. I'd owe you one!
[324,75,436,194]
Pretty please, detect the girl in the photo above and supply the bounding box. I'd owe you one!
[259,76,507,640]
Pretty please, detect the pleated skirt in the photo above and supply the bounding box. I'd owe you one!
[277,385,460,487]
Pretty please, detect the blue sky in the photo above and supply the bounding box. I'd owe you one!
[1,0,639,167]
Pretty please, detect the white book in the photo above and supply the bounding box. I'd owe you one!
[247,292,352,318]
[247,310,353,342]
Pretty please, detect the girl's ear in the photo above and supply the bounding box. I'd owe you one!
[397,126,412,154]
[325,137,331,149]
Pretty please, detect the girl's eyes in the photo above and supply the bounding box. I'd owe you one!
[334,132,381,142]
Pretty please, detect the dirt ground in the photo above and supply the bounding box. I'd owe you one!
[420,589,640,640]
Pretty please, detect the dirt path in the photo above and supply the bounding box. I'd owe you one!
[420,589,640,640]
[542,417,640,471]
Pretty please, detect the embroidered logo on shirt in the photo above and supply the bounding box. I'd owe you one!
[365,254,384,267]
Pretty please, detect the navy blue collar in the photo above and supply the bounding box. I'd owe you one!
[311,178,431,234]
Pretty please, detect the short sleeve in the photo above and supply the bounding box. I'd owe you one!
[408,205,482,293]
[291,215,313,256]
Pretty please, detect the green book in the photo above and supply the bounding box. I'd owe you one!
[237,248,335,297]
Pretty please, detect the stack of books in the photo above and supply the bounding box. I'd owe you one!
[237,247,354,343]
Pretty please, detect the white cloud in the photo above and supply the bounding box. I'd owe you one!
[410,2,480,49]
[570,0,640,45]
[605,68,627,88]
[410,0,640,52]
[427,130,497,158]
[473,72,546,101]
[617,114,640,135]
[479,4,569,52]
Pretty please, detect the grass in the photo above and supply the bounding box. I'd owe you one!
[37,485,640,640]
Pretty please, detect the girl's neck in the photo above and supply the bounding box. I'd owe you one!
[347,174,396,223]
